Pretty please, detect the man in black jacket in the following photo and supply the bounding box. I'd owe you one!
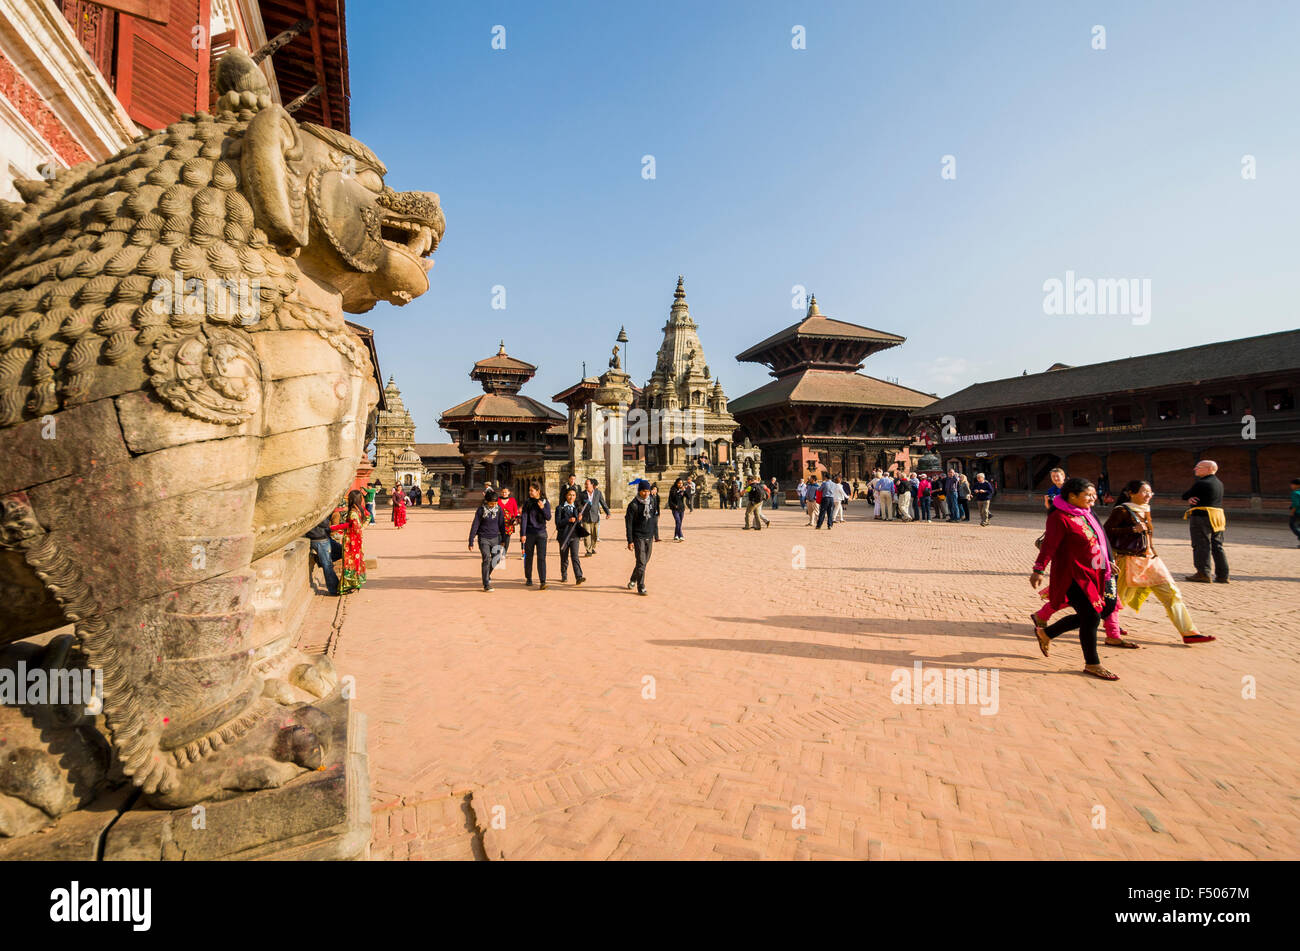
[625,479,657,595]
[581,478,610,556]
[1181,459,1229,583]
[468,489,507,591]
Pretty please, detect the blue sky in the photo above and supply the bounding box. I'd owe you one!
[347,0,1300,442]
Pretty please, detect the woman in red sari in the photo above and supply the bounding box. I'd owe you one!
[391,483,407,529]
[330,489,368,594]
[1029,477,1120,681]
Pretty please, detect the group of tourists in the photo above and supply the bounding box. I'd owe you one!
[716,473,744,509]
[468,476,615,592]
[1029,460,1228,683]
[783,468,999,527]
[795,475,848,529]
[858,468,995,525]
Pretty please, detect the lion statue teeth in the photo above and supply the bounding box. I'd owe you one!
[0,48,443,828]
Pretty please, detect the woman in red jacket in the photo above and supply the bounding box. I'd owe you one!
[1029,477,1120,681]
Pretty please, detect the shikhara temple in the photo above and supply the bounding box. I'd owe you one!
[729,296,936,483]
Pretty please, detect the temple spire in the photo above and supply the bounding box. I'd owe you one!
[674,275,685,301]
[807,294,821,317]
[497,339,507,356]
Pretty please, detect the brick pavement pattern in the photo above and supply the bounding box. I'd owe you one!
[301,502,1300,860]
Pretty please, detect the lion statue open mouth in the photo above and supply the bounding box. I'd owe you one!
[0,48,443,836]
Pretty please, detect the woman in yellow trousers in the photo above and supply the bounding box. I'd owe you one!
[1102,481,1215,645]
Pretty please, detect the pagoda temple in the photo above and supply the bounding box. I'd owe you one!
[438,342,565,492]
[729,296,935,482]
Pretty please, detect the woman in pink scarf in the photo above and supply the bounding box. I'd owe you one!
[1029,477,1121,680]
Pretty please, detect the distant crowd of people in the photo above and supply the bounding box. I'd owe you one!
[784,468,996,526]
[305,462,1299,684]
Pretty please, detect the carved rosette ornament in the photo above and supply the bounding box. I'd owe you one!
[147,326,262,423]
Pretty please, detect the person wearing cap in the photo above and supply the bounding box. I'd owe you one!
[625,479,657,595]
[468,489,507,591]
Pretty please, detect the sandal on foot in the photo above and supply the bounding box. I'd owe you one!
[1084,664,1119,681]
[1029,614,1050,657]
[1103,636,1140,649]
[1182,633,1217,644]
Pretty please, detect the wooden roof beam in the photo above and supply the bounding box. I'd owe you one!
[303,0,332,128]
[253,17,314,64]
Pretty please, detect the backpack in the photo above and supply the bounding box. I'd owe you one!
[748,484,765,504]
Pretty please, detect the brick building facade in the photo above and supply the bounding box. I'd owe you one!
[915,329,1300,511]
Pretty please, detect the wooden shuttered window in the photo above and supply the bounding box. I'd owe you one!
[115,0,212,130]
[208,28,238,108]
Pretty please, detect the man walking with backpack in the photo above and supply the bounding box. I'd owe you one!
[743,476,769,530]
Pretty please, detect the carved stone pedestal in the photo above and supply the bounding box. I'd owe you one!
[0,693,369,860]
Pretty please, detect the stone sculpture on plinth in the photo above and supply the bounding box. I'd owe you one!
[0,49,444,856]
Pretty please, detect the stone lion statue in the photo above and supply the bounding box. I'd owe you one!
[0,50,443,836]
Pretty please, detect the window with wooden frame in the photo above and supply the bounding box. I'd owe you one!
[115,0,212,130]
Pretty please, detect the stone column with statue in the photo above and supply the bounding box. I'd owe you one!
[593,344,633,508]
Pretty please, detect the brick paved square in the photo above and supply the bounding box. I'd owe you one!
[310,503,1300,860]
